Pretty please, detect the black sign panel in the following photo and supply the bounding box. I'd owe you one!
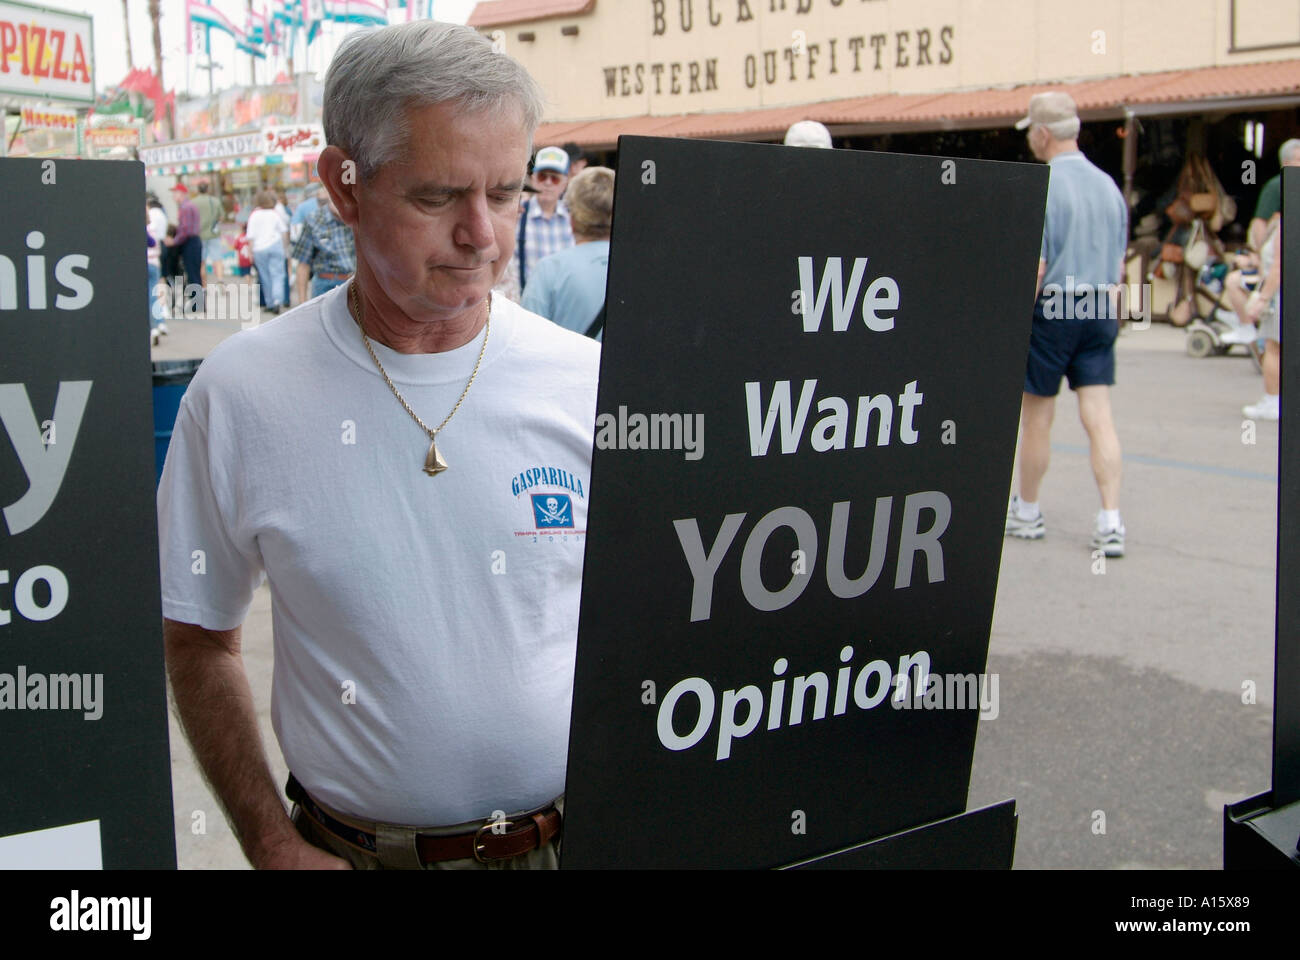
[563,137,1047,868]
[1275,166,1299,807]
[0,159,175,868]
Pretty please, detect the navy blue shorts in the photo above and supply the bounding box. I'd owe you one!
[1024,315,1118,397]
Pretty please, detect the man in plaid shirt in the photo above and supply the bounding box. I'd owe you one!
[292,190,357,303]
[517,145,574,292]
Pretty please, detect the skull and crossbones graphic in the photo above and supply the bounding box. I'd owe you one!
[536,496,571,526]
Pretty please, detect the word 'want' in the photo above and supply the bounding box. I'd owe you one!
[746,378,922,455]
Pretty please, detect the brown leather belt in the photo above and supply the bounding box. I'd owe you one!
[287,773,561,865]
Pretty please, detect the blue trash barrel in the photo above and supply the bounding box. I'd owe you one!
[152,359,204,488]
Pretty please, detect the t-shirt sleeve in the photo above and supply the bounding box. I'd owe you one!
[157,395,265,631]
[1253,177,1281,222]
[521,263,554,319]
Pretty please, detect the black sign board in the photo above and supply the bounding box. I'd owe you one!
[1274,166,1299,808]
[563,137,1047,868]
[0,158,175,868]
[1226,166,1300,868]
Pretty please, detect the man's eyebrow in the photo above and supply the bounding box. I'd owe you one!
[406,182,461,196]
[405,179,526,195]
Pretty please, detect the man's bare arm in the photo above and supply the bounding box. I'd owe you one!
[295,262,311,307]
[163,617,348,869]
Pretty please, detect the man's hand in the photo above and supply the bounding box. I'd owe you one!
[254,832,353,870]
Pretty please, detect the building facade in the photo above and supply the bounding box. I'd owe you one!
[469,0,1300,149]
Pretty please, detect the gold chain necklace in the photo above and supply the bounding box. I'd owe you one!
[348,280,490,476]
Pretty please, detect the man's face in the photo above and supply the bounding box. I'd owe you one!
[532,166,568,205]
[349,100,530,319]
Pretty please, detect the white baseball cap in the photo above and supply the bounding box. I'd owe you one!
[1015,92,1079,130]
[784,121,833,149]
[533,146,571,175]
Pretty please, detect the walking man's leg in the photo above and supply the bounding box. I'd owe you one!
[1018,392,1055,504]
[1076,385,1122,510]
[1078,384,1125,556]
[1007,391,1054,540]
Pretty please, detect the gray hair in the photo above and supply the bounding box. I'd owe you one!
[324,21,545,181]
[1280,138,1300,165]
[567,166,615,238]
[1037,117,1080,141]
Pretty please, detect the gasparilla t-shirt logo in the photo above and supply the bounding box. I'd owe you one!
[510,464,587,539]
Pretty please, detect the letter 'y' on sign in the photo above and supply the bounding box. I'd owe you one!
[0,381,91,536]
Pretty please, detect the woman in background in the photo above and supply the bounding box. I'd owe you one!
[246,190,289,314]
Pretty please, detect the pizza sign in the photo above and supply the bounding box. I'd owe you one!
[0,1,94,104]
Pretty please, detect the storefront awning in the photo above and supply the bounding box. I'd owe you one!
[538,57,1300,149]
[468,0,594,27]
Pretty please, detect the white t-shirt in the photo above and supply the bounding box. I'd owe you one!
[245,208,285,252]
[158,285,600,824]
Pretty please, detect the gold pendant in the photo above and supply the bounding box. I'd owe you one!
[424,436,448,476]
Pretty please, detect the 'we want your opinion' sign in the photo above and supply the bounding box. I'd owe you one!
[563,136,1047,869]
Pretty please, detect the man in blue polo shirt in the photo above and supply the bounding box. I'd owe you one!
[1005,92,1130,557]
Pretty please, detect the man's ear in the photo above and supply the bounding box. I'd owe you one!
[318,146,361,227]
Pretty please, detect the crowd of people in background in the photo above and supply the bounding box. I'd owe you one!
[144,177,357,342]
[144,139,618,345]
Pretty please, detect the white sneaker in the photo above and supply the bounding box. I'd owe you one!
[1091,524,1126,558]
[1218,324,1258,345]
[1005,496,1045,540]
[1243,394,1280,421]
[156,322,168,336]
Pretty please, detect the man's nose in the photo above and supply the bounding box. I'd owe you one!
[454,193,497,251]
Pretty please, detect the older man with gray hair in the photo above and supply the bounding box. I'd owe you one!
[159,21,599,869]
[1005,91,1129,557]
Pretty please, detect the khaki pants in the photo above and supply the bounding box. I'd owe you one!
[291,792,562,871]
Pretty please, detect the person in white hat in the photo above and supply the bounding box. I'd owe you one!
[516,145,575,291]
[1005,91,1131,557]
[784,120,833,149]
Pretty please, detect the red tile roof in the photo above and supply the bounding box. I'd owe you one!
[468,0,594,27]
[538,58,1300,149]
